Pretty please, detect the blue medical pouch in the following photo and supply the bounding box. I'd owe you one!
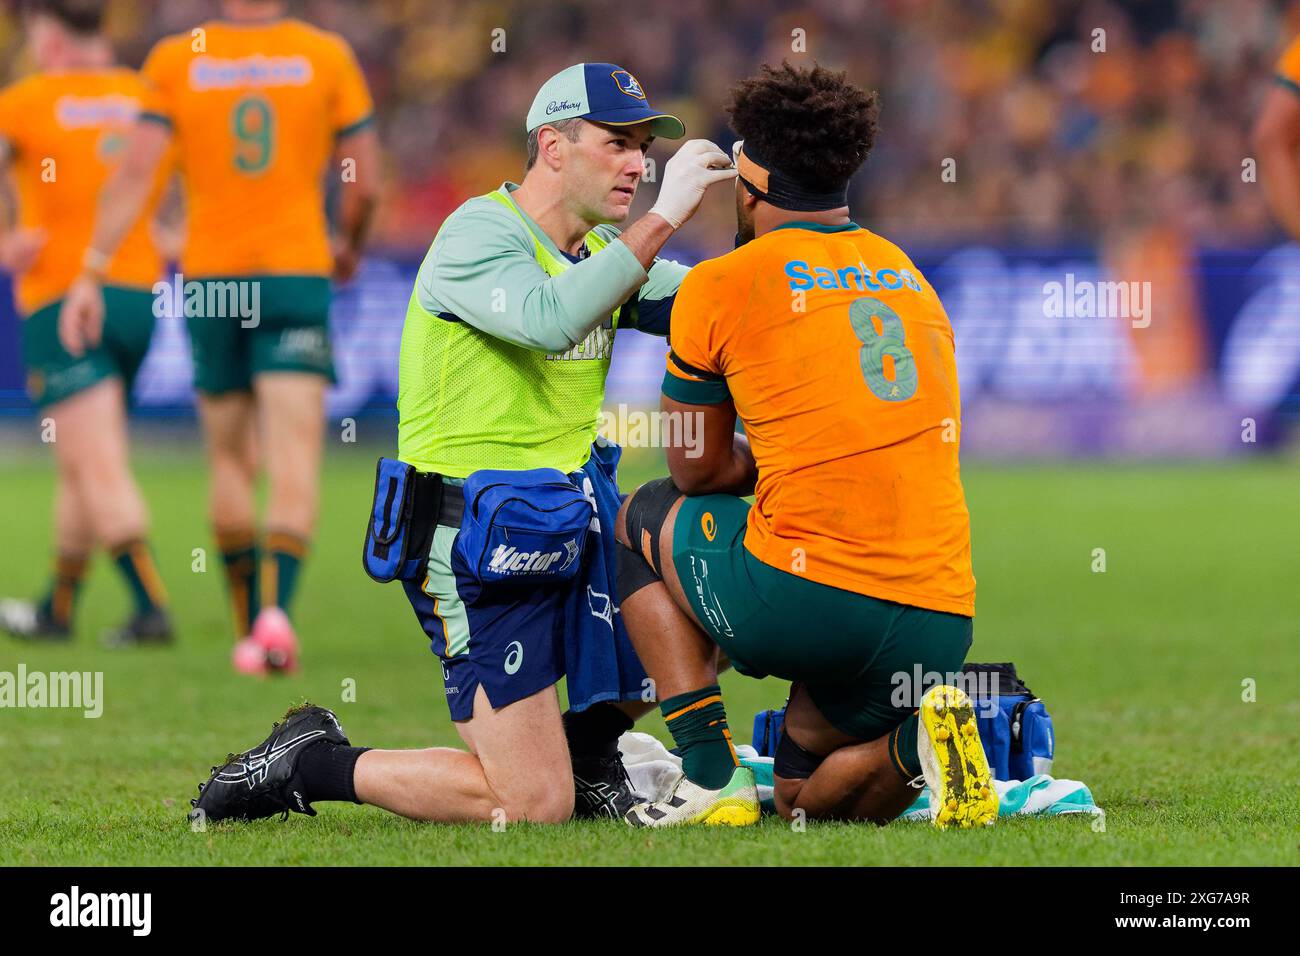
[752,707,786,758]
[362,457,440,584]
[965,662,1055,781]
[454,468,593,586]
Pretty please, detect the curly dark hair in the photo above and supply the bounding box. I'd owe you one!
[727,61,879,192]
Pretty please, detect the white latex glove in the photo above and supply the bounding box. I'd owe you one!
[649,139,737,229]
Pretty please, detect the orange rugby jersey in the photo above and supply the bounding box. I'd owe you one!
[1276,35,1300,90]
[0,70,167,314]
[664,222,975,617]
[139,18,374,277]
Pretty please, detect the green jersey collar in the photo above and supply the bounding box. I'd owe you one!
[769,220,860,234]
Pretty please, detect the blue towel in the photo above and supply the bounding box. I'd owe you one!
[561,438,649,711]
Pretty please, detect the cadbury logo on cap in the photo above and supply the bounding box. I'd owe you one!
[546,99,583,115]
[611,70,645,99]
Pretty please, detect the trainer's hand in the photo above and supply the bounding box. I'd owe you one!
[649,139,737,229]
[0,227,47,275]
[58,274,106,358]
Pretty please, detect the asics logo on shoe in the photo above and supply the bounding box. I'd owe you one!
[575,779,619,816]
[215,729,327,788]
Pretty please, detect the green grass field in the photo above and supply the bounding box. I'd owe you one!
[1,438,1297,866]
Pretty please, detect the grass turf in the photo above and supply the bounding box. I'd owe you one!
[1,439,1297,865]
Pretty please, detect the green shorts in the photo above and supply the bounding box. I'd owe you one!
[184,274,334,394]
[21,286,156,408]
[671,494,973,741]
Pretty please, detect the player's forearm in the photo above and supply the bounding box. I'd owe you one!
[83,122,170,269]
[336,129,381,254]
[672,434,757,497]
[339,190,377,254]
[1258,141,1300,240]
[85,161,156,267]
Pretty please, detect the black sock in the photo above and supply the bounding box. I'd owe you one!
[297,741,370,803]
[563,702,634,760]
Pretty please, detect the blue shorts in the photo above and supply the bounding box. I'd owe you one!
[401,441,647,721]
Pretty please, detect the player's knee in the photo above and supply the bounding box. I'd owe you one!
[773,777,802,820]
[622,476,681,556]
[775,728,826,780]
[617,479,684,604]
[614,494,635,549]
[616,537,659,605]
[773,731,828,820]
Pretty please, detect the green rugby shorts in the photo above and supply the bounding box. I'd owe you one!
[671,493,973,742]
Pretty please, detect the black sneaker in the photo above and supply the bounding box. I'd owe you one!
[102,608,174,648]
[188,703,349,824]
[572,751,639,820]
[0,598,71,641]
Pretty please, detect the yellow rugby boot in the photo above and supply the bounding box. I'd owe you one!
[918,684,998,829]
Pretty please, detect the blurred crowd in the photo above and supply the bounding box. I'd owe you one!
[0,0,1295,257]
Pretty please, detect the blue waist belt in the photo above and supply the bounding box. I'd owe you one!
[362,458,593,588]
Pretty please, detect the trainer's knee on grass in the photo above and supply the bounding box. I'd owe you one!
[488,767,575,824]
[467,685,574,824]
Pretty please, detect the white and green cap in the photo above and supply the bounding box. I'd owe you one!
[526,63,685,138]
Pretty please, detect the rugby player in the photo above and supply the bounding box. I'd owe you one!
[0,0,172,646]
[616,62,996,828]
[187,65,737,824]
[1254,35,1300,240]
[60,0,380,670]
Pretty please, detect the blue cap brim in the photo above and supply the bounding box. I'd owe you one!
[583,109,685,139]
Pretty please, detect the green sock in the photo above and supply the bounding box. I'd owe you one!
[110,540,168,616]
[263,530,308,616]
[661,684,738,790]
[38,552,89,628]
[888,712,922,780]
[217,529,259,637]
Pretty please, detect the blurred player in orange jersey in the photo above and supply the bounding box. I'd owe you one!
[616,63,995,829]
[1254,35,1300,240]
[0,0,174,647]
[60,0,381,673]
